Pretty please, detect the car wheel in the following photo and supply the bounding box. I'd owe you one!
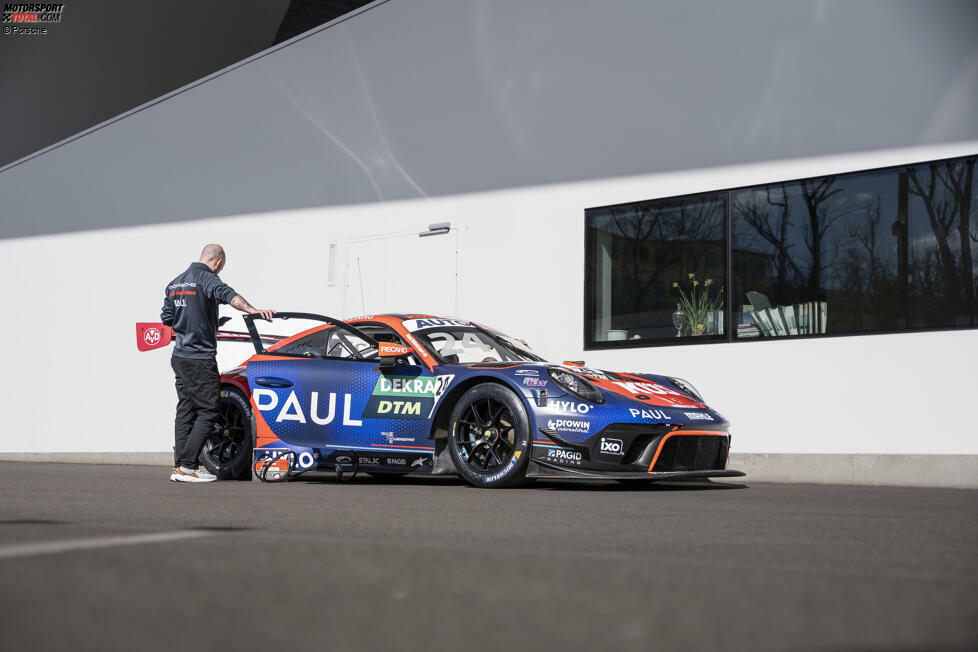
[200,385,253,480]
[447,383,531,488]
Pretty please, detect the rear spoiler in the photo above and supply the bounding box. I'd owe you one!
[135,322,286,352]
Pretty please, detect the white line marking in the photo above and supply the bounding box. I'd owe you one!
[0,530,220,560]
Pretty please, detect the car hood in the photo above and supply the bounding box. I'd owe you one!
[468,362,707,410]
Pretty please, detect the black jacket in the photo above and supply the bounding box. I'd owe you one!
[160,262,238,359]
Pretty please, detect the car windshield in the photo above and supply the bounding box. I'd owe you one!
[415,328,545,365]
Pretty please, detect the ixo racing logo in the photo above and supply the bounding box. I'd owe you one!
[2,3,63,35]
[599,437,623,456]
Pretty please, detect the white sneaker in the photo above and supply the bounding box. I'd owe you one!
[171,466,217,483]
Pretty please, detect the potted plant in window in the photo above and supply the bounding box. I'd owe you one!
[673,274,723,336]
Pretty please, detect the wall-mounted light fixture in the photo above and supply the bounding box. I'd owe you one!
[418,222,451,237]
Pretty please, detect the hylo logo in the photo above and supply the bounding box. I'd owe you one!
[549,400,591,414]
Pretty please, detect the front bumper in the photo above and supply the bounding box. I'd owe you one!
[530,423,741,479]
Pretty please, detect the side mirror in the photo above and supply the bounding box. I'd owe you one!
[379,342,414,370]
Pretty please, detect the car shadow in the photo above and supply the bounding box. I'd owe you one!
[533,479,748,491]
[275,473,745,491]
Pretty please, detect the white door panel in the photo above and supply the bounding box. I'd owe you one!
[345,229,458,317]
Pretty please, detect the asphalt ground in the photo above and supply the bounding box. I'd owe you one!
[0,463,975,652]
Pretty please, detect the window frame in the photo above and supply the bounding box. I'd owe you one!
[584,188,730,350]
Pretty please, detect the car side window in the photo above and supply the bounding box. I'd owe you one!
[325,330,378,360]
[275,330,328,357]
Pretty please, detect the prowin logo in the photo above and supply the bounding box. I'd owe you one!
[546,418,590,433]
[599,438,623,456]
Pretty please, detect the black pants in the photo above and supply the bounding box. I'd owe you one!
[171,356,219,469]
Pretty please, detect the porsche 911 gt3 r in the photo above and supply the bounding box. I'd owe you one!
[193,312,743,487]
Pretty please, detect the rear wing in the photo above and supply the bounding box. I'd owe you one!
[135,322,286,352]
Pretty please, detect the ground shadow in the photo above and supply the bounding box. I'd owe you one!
[263,473,746,491]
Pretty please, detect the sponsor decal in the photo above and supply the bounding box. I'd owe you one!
[514,369,539,377]
[402,332,425,352]
[297,451,316,469]
[253,389,362,427]
[522,378,547,388]
[613,381,700,406]
[549,400,591,414]
[629,408,670,421]
[382,432,415,444]
[683,411,713,421]
[545,448,583,466]
[362,374,454,419]
[335,455,353,464]
[483,449,522,484]
[599,438,624,456]
[373,375,453,397]
[253,448,291,479]
[402,318,472,332]
[411,457,429,468]
[358,457,380,465]
[547,418,590,434]
[374,400,422,416]
[379,342,413,357]
[143,327,162,346]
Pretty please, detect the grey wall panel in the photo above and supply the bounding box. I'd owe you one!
[0,0,291,167]
[1,0,976,238]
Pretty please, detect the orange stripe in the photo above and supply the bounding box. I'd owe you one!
[369,443,435,450]
[647,430,728,472]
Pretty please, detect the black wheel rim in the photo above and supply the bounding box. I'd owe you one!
[455,397,517,474]
[203,397,248,466]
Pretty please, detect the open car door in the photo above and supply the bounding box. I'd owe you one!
[242,313,450,474]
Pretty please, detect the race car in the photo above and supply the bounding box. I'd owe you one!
[139,313,743,487]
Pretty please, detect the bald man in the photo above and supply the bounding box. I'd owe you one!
[161,244,273,483]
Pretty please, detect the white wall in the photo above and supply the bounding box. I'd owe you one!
[1,142,976,456]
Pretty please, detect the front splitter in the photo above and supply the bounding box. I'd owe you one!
[526,460,745,481]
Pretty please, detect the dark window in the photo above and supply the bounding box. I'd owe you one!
[584,155,977,348]
[585,193,726,346]
[732,158,977,338]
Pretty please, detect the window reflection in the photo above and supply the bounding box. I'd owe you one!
[731,157,977,338]
[584,155,977,348]
[586,194,725,342]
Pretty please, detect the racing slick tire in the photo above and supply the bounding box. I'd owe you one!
[447,383,531,488]
[199,385,254,480]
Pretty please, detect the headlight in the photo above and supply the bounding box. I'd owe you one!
[667,377,704,402]
[548,367,605,404]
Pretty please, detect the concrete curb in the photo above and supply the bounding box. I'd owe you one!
[1,452,976,488]
[727,453,978,489]
[0,452,173,466]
